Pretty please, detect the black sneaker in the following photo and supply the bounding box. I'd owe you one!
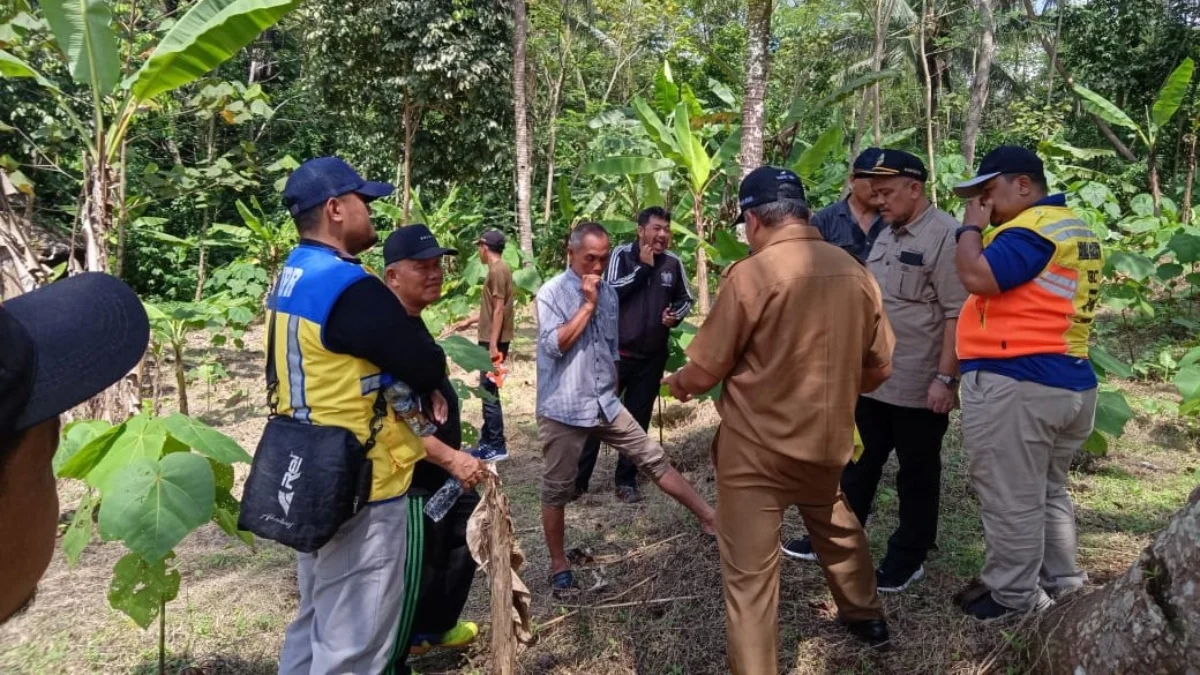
[781,536,818,562]
[876,561,924,593]
[960,589,1015,621]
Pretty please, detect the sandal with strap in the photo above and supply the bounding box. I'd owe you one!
[550,569,578,598]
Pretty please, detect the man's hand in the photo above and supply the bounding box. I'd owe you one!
[581,274,601,307]
[963,197,993,228]
[446,452,486,489]
[639,242,655,266]
[430,389,449,425]
[489,345,503,363]
[926,379,957,414]
[662,307,680,327]
[662,371,692,402]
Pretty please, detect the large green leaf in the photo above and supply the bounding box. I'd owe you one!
[128,0,300,102]
[652,61,679,116]
[583,157,675,176]
[713,125,743,169]
[161,413,252,464]
[1150,58,1195,132]
[641,173,664,208]
[1106,251,1155,282]
[62,491,97,566]
[1168,233,1200,264]
[816,69,900,110]
[1093,389,1134,437]
[1176,365,1200,404]
[98,453,214,563]
[673,102,711,193]
[1089,345,1132,380]
[54,420,112,475]
[0,49,59,90]
[440,335,494,373]
[711,229,749,268]
[85,414,168,494]
[56,422,124,479]
[41,0,120,95]
[1082,430,1108,457]
[794,125,844,180]
[107,552,180,629]
[1073,84,1142,135]
[632,97,681,161]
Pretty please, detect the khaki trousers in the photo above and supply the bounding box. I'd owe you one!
[714,424,883,675]
[537,408,671,507]
[961,370,1094,611]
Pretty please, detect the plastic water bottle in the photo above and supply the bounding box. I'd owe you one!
[380,376,437,436]
[424,476,464,523]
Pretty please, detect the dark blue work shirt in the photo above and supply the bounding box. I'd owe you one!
[810,198,887,262]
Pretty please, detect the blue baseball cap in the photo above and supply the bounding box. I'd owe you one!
[281,157,394,217]
[954,145,1045,198]
[734,166,807,224]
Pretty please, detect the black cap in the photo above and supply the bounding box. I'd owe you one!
[735,166,807,224]
[954,145,1045,198]
[852,147,885,174]
[1,273,150,433]
[383,224,458,265]
[478,229,506,252]
[282,156,394,217]
[853,149,928,182]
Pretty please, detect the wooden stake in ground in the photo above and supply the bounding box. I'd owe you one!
[485,474,515,675]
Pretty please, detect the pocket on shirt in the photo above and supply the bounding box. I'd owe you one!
[885,253,928,301]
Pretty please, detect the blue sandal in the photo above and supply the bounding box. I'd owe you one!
[551,570,577,597]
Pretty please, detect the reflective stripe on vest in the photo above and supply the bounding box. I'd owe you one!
[957,206,1102,361]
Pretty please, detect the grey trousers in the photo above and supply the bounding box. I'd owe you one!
[279,496,414,675]
[961,371,1094,611]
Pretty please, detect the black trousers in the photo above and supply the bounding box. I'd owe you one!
[841,395,950,570]
[478,341,509,448]
[576,351,668,492]
[396,489,480,673]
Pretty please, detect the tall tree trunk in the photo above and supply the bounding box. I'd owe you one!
[541,22,571,223]
[1182,130,1196,226]
[116,139,128,279]
[194,115,217,301]
[919,0,938,205]
[692,194,709,314]
[1019,0,1137,162]
[739,0,773,179]
[402,92,416,225]
[871,0,887,145]
[962,0,996,167]
[1148,148,1162,218]
[513,0,534,261]
[1034,488,1200,673]
[173,342,189,416]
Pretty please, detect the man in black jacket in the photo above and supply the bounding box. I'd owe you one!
[575,206,693,503]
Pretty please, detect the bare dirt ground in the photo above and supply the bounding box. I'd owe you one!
[1,320,1197,675]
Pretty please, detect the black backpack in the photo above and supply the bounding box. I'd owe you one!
[237,305,383,552]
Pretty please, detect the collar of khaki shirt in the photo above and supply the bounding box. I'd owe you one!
[887,203,936,237]
[753,224,823,254]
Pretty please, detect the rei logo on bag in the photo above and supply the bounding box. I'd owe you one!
[278,453,303,516]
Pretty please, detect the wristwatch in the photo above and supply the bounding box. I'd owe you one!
[935,373,959,388]
[955,225,983,242]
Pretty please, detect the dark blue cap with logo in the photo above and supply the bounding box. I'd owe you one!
[282,156,394,217]
[383,224,458,265]
[853,149,928,181]
[852,147,885,173]
[735,166,807,224]
[954,145,1045,197]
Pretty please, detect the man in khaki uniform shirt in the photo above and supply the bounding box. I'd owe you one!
[664,167,896,672]
[783,151,967,595]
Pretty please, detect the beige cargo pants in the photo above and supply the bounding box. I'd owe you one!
[960,370,1094,611]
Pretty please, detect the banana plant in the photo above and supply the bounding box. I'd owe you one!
[585,97,741,314]
[1074,57,1195,218]
[0,0,301,274]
